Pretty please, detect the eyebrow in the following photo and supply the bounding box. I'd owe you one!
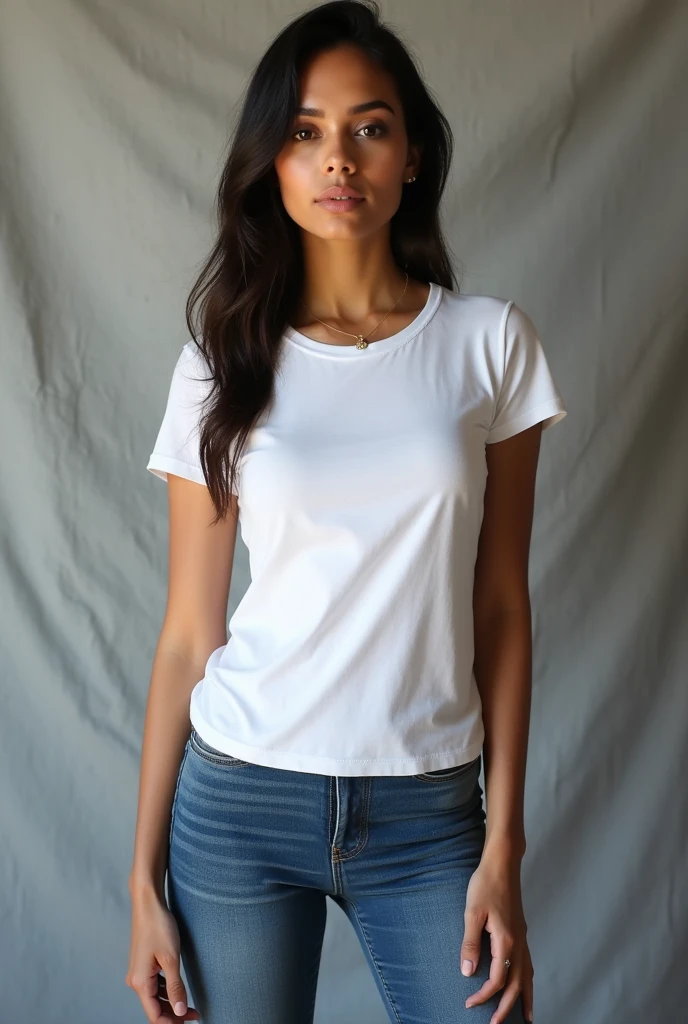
[295,99,396,117]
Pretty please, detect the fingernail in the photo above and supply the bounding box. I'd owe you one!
[174,1002,186,1016]
[461,959,473,975]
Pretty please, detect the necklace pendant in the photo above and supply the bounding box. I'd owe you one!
[355,335,368,349]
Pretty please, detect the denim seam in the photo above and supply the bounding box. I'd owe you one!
[413,754,481,783]
[327,779,333,847]
[308,901,328,1023]
[328,779,340,894]
[336,778,372,861]
[344,897,403,1024]
[189,748,250,768]
[168,741,190,852]
[189,733,250,767]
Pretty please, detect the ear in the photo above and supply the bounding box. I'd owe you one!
[405,141,423,179]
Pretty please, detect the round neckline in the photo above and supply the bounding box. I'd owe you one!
[283,281,443,358]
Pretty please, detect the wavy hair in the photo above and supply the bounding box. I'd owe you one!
[186,0,460,523]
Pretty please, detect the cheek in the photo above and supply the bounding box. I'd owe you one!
[364,147,406,196]
[367,168,404,217]
[274,153,311,205]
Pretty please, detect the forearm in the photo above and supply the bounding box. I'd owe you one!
[128,645,207,903]
[473,605,532,863]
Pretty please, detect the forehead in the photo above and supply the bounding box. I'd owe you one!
[297,45,397,113]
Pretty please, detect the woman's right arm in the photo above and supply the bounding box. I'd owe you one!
[126,474,239,1021]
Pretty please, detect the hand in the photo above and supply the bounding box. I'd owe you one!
[460,856,534,1023]
[125,888,201,1021]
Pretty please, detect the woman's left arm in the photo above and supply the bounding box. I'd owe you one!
[461,421,544,1024]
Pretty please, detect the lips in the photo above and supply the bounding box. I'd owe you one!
[316,196,365,213]
[316,185,364,201]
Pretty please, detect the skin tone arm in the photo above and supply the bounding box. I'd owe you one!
[474,422,542,859]
[126,476,238,1022]
[460,421,544,1024]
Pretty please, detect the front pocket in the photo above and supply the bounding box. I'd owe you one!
[168,740,190,849]
[413,753,481,783]
[189,728,250,767]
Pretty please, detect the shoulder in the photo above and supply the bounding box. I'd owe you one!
[179,339,209,370]
[433,288,518,364]
[435,287,514,337]
[435,288,544,358]
[171,340,213,392]
[180,339,198,363]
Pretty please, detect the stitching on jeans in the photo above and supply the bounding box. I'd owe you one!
[328,779,333,846]
[168,741,190,851]
[337,778,372,861]
[190,746,250,768]
[344,897,403,1024]
[308,899,328,1023]
[189,731,250,767]
[190,729,249,763]
[413,754,480,783]
[328,779,340,893]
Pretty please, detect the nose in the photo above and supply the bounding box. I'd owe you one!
[321,132,358,176]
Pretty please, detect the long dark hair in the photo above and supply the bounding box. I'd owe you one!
[187,0,459,523]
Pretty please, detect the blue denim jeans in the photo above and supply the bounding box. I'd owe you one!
[167,726,528,1024]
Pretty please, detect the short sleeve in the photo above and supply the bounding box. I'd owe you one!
[486,300,568,444]
[146,341,218,487]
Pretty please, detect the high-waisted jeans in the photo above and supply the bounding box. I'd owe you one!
[167,726,528,1024]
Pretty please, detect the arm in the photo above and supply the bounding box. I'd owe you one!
[472,421,544,863]
[128,476,239,902]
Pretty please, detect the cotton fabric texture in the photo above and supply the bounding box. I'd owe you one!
[147,283,567,776]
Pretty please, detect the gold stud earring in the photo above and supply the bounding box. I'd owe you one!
[406,176,417,183]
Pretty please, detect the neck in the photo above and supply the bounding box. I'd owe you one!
[298,233,408,323]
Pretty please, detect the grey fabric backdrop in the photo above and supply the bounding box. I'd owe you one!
[1,1,686,1021]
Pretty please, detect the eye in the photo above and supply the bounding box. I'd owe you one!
[293,127,316,142]
[291,123,388,142]
[357,124,387,138]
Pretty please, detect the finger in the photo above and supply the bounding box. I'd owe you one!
[487,982,523,1024]
[460,907,486,976]
[465,938,513,1007]
[158,958,190,1018]
[464,961,509,1007]
[521,975,534,1022]
[155,1001,201,1023]
[135,968,166,1022]
[157,969,201,1020]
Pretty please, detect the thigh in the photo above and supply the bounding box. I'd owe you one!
[166,730,329,1024]
[338,759,528,1024]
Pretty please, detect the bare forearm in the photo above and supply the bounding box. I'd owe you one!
[473,606,532,862]
[128,645,207,902]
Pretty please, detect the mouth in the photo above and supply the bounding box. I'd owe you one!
[315,195,366,213]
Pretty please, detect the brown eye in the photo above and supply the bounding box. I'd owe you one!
[293,128,315,141]
[358,124,387,138]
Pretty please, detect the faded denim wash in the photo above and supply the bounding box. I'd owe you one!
[166,726,528,1024]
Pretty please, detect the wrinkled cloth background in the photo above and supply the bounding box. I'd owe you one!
[1,1,686,1021]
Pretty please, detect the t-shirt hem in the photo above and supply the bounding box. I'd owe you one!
[147,455,206,485]
[147,454,240,495]
[188,707,485,778]
[486,398,567,444]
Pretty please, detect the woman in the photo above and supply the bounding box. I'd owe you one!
[126,2,567,1022]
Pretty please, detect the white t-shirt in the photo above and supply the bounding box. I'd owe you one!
[147,283,567,776]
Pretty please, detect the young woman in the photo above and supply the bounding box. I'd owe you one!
[126,3,567,1022]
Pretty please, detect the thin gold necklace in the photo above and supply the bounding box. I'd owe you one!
[298,272,409,350]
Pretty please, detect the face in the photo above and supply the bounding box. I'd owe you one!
[273,44,420,242]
